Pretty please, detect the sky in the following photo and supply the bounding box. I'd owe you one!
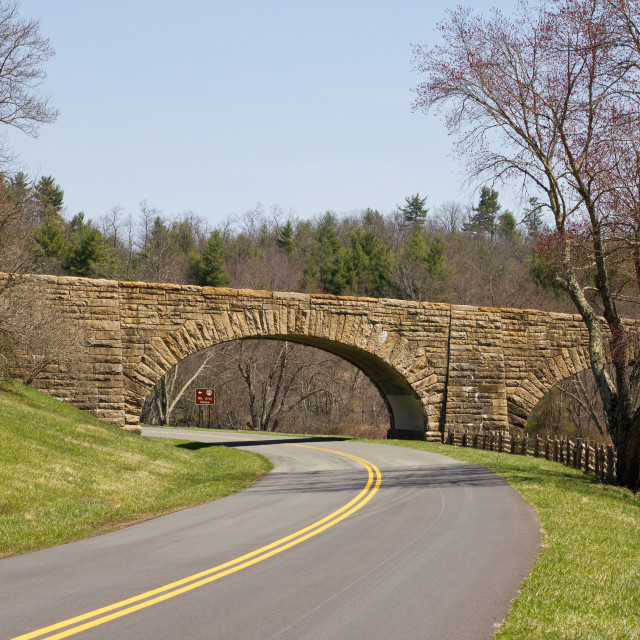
[8,0,519,228]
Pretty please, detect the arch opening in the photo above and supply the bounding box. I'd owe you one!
[521,368,610,443]
[138,336,428,439]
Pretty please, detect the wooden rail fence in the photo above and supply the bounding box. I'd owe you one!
[443,429,617,482]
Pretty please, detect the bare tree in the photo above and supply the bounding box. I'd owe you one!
[0,276,86,383]
[0,1,58,163]
[558,372,607,438]
[99,205,124,249]
[413,0,640,489]
[434,201,467,234]
[137,200,160,254]
[150,349,220,425]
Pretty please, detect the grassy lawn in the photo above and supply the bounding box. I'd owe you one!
[376,439,640,640]
[0,381,271,558]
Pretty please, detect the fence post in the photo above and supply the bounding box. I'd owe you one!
[584,441,590,473]
[606,446,615,481]
[533,435,539,458]
[545,435,550,460]
[498,431,503,453]
[574,439,581,469]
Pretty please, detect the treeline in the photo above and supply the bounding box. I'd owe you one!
[2,174,571,313]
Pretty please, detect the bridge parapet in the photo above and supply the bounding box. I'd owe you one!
[4,274,604,438]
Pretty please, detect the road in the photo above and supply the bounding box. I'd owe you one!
[1,429,540,640]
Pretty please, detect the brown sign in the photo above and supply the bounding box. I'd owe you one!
[195,388,215,405]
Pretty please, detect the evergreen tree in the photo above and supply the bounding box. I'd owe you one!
[277,220,296,255]
[392,229,447,301]
[9,172,30,206]
[497,211,518,242]
[464,187,500,236]
[344,228,390,297]
[424,236,446,277]
[34,175,64,218]
[398,193,428,227]
[522,197,545,235]
[34,213,67,260]
[189,230,229,287]
[61,212,108,276]
[303,212,348,294]
[171,218,196,255]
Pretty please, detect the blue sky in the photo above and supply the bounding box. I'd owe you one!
[9,0,518,227]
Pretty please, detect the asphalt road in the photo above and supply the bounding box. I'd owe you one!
[1,429,540,640]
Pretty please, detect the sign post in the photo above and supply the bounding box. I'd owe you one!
[195,388,215,405]
[195,389,215,428]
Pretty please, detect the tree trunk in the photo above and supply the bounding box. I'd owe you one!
[153,375,167,426]
[612,406,640,491]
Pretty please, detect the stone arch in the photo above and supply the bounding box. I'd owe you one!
[506,344,592,430]
[124,306,438,439]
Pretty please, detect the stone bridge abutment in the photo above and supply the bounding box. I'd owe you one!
[15,274,597,439]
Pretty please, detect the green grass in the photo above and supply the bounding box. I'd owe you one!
[374,439,640,640]
[0,381,272,558]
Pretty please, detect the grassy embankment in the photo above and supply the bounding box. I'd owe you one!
[377,439,640,640]
[0,381,271,558]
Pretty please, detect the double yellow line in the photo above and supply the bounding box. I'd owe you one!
[11,435,382,640]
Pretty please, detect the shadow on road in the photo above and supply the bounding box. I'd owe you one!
[176,436,350,449]
[218,464,507,495]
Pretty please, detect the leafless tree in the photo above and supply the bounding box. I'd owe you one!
[434,201,467,234]
[227,247,303,292]
[413,0,640,488]
[558,372,607,438]
[0,1,58,163]
[0,276,86,382]
[137,200,160,254]
[150,348,220,425]
[99,205,124,249]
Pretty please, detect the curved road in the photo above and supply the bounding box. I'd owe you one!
[1,429,540,640]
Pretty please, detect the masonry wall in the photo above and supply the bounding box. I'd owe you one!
[6,274,600,437]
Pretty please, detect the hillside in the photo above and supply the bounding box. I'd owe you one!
[0,381,271,558]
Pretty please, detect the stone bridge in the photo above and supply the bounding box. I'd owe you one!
[20,274,597,440]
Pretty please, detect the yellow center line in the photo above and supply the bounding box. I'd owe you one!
[11,431,382,640]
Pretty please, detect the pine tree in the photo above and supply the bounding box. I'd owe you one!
[189,230,229,287]
[398,193,428,227]
[34,175,64,218]
[277,220,296,255]
[464,187,500,236]
[522,197,545,235]
[344,228,390,297]
[9,172,30,205]
[497,211,518,242]
[61,213,108,276]
[302,212,348,294]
